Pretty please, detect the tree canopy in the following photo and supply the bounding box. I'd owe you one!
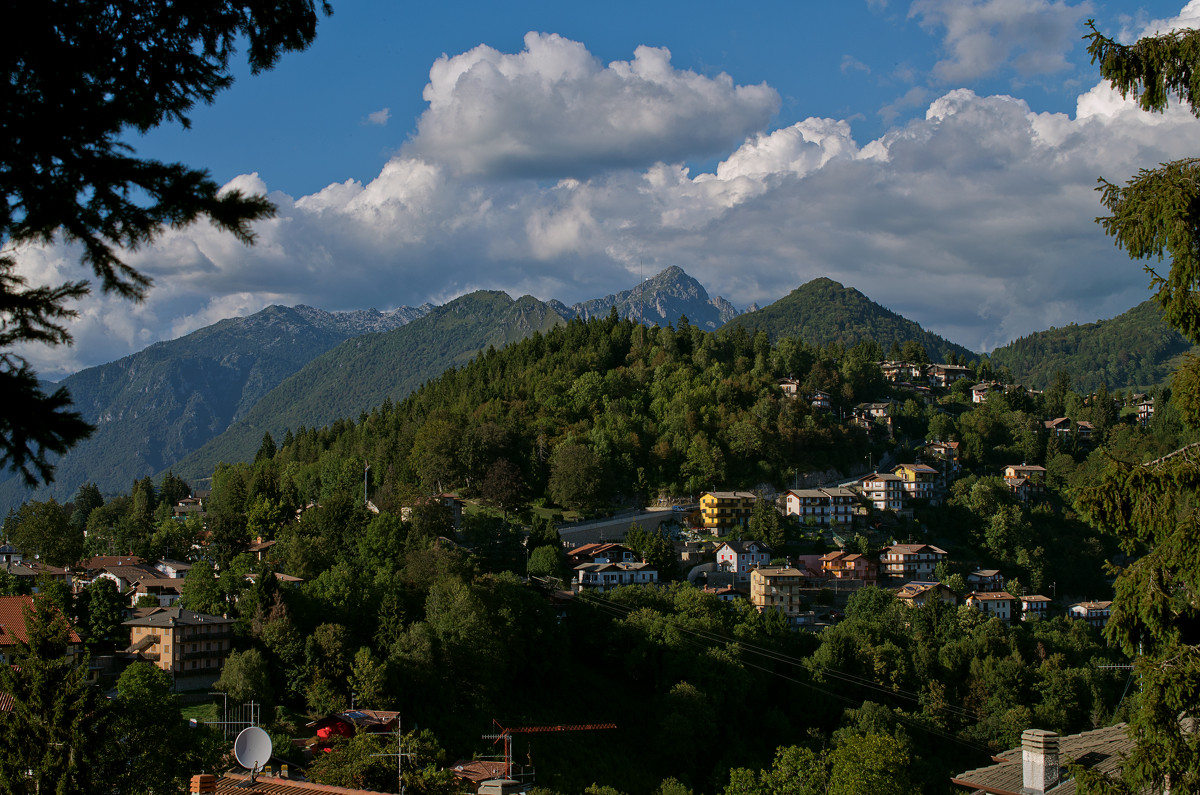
[1077,18,1200,792]
[0,0,330,486]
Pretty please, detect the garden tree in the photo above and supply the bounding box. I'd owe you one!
[0,568,20,596]
[357,512,408,568]
[625,523,679,581]
[548,442,606,512]
[528,543,567,583]
[459,513,524,574]
[108,662,222,793]
[307,733,399,792]
[825,733,919,795]
[179,560,224,614]
[927,411,956,442]
[349,646,389,708]
[681,432,725,494]
[216,647,274,707]
[80,576,125,645]
[1071,19,1200,792]
[527,513,563,550]
[1,0,329,485]
[306,622,354,713]
[480,457,527,515]
[899,340,929,365]
[69,482,104,531]
[307,728,457,795]
[746,496,785,549]
[11,498,83,566]
[0,597,110,794]
[245,493,288,541]
[128,475,157,539]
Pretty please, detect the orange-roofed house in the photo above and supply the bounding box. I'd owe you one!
[0,595,83,667]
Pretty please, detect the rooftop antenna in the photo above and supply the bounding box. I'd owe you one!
[233,725,272,785]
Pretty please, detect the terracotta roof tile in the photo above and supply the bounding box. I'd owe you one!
[0,595,81,645]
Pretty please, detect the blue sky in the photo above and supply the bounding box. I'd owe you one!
[18,0,1200,376]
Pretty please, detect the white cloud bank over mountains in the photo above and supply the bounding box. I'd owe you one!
[15,4,1200,378]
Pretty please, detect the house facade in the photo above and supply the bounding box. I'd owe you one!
[749,566,807,621]
[699,491,757,536]
[124,608,234,678]
[1021,595,1052,621]
[880,544,947,581]
[574,562,657,592]
[820,550,878,583]
[715,540,772,584]
[892,463,940,503]
[896,581,956,607]
[855,473,905,513]
[967,569,1005,592]
[1068,600,1112,629]
[967,591,1016,623]
[783,487,855,526]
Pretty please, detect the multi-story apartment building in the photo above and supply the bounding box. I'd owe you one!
[749,566,807,621]
[699,491,756,536]
[855,473,905,513]
[124,608,234,678]
[879,543,947,581]
[783,487,856,526]
[892,463,940,503]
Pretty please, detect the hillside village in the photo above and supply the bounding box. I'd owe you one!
[0,332,1175,794]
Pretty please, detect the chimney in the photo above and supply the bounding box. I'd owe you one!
[190,774,216,794]
[1021,729,1059,794]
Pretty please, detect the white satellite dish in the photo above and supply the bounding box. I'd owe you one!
[233,726,273,779]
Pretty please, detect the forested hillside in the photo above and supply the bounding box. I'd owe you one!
[171,291,570,481]
[725,278,977,364]
[986,298,1195,391]
[0,304,430,507]
[10,307,1185,793]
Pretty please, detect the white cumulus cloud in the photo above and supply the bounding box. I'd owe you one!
[406,32,780,177]
[910,0,1093,82]
[14,20,1200,380]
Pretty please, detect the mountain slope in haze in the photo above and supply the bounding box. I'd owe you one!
[0,303,430,507]
[987,298,1195,392]
[724,277,978,363]
[171,291,569,479]
[560,265,740,329]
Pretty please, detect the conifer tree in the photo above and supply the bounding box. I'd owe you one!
[1073,19,1200,793]
[1,0,329,485]
[0,597,108,794]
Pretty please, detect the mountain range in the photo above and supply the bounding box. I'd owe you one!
[1,267,1188,508]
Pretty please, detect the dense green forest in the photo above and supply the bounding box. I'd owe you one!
[724,278,977,364]
[6,312,1198,794]
[987,299,1196,392]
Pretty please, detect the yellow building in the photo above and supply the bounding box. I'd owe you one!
[124,608,233,678]
[699,491,757,536]
[893,463,940,502]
